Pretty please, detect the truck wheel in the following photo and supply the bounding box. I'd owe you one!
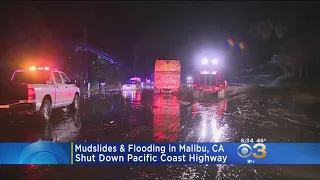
[71,93,80,111]
[39,99,52,122]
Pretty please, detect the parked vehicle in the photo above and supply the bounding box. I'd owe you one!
[121,78,142,91]
[0,66,80,122]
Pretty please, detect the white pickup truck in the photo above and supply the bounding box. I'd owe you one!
[0,66,80,122]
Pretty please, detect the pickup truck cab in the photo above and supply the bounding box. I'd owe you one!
[0,66,80,122]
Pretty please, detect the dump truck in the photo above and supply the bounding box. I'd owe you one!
[154,60,181,94]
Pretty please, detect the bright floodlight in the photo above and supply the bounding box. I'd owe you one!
[187,76,192,80]
[212,58,218,64]
[202,58,208,65]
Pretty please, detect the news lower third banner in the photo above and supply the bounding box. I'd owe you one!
[0,142,319,165]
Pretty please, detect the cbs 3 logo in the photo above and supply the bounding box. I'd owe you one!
[237,143,267,159]
[19,141,69,164]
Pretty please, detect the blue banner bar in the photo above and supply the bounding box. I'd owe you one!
[72,143,320,165]
[0,142,319,164]
[0,141,71,164]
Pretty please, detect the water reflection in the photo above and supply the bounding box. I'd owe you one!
[148,99,230,179]
[153,94,180,142]
[196,100,229,143]
[88,94,122,115]
[99,92,106,99]
[83,91,91,100]
[199,115,224,142]
[43,110,82,142]
[180,100,229,180]
[122,90,142,108]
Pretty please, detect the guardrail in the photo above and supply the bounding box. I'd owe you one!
[227,74,278,86]
[227,83,246,86]
[180,74,276,87]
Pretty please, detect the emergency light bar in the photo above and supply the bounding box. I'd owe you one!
[29,66,57,71]
[29,66,36,71]
[130,77,141,82]
[200,71,217,74]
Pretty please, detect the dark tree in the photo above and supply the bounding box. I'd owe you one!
[92,56,110,83]
[249,19,287,41]
[280,34,319,78]
[248,19,290,76]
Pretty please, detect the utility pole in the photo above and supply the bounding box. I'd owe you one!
[84,28,88,82]
[133,47,136,77]
[133,46,139,77]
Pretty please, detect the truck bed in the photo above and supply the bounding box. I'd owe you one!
[0,81,28,105]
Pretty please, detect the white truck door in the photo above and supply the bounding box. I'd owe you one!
[60,72,74,103]
[53,71,67,106]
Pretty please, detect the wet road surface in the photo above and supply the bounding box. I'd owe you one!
[0,90,320,180]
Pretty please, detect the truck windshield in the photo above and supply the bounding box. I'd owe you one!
[12,71,51,84]
[199,74,217,85]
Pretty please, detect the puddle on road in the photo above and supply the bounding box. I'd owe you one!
[153,94,181,142]
[0,108,82,143]
[48,111,82,142]
[124,94,233,179]
[157,99,232,180]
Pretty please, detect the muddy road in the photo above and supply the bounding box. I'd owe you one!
[0,90,319,180]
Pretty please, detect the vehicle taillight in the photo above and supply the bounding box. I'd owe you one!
[28,88,35,100]
[193,83,198,88]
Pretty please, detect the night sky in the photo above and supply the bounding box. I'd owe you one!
[1,2,319,77]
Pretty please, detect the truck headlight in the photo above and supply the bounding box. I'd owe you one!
[212,58,218,64]
[201,58,208,65]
